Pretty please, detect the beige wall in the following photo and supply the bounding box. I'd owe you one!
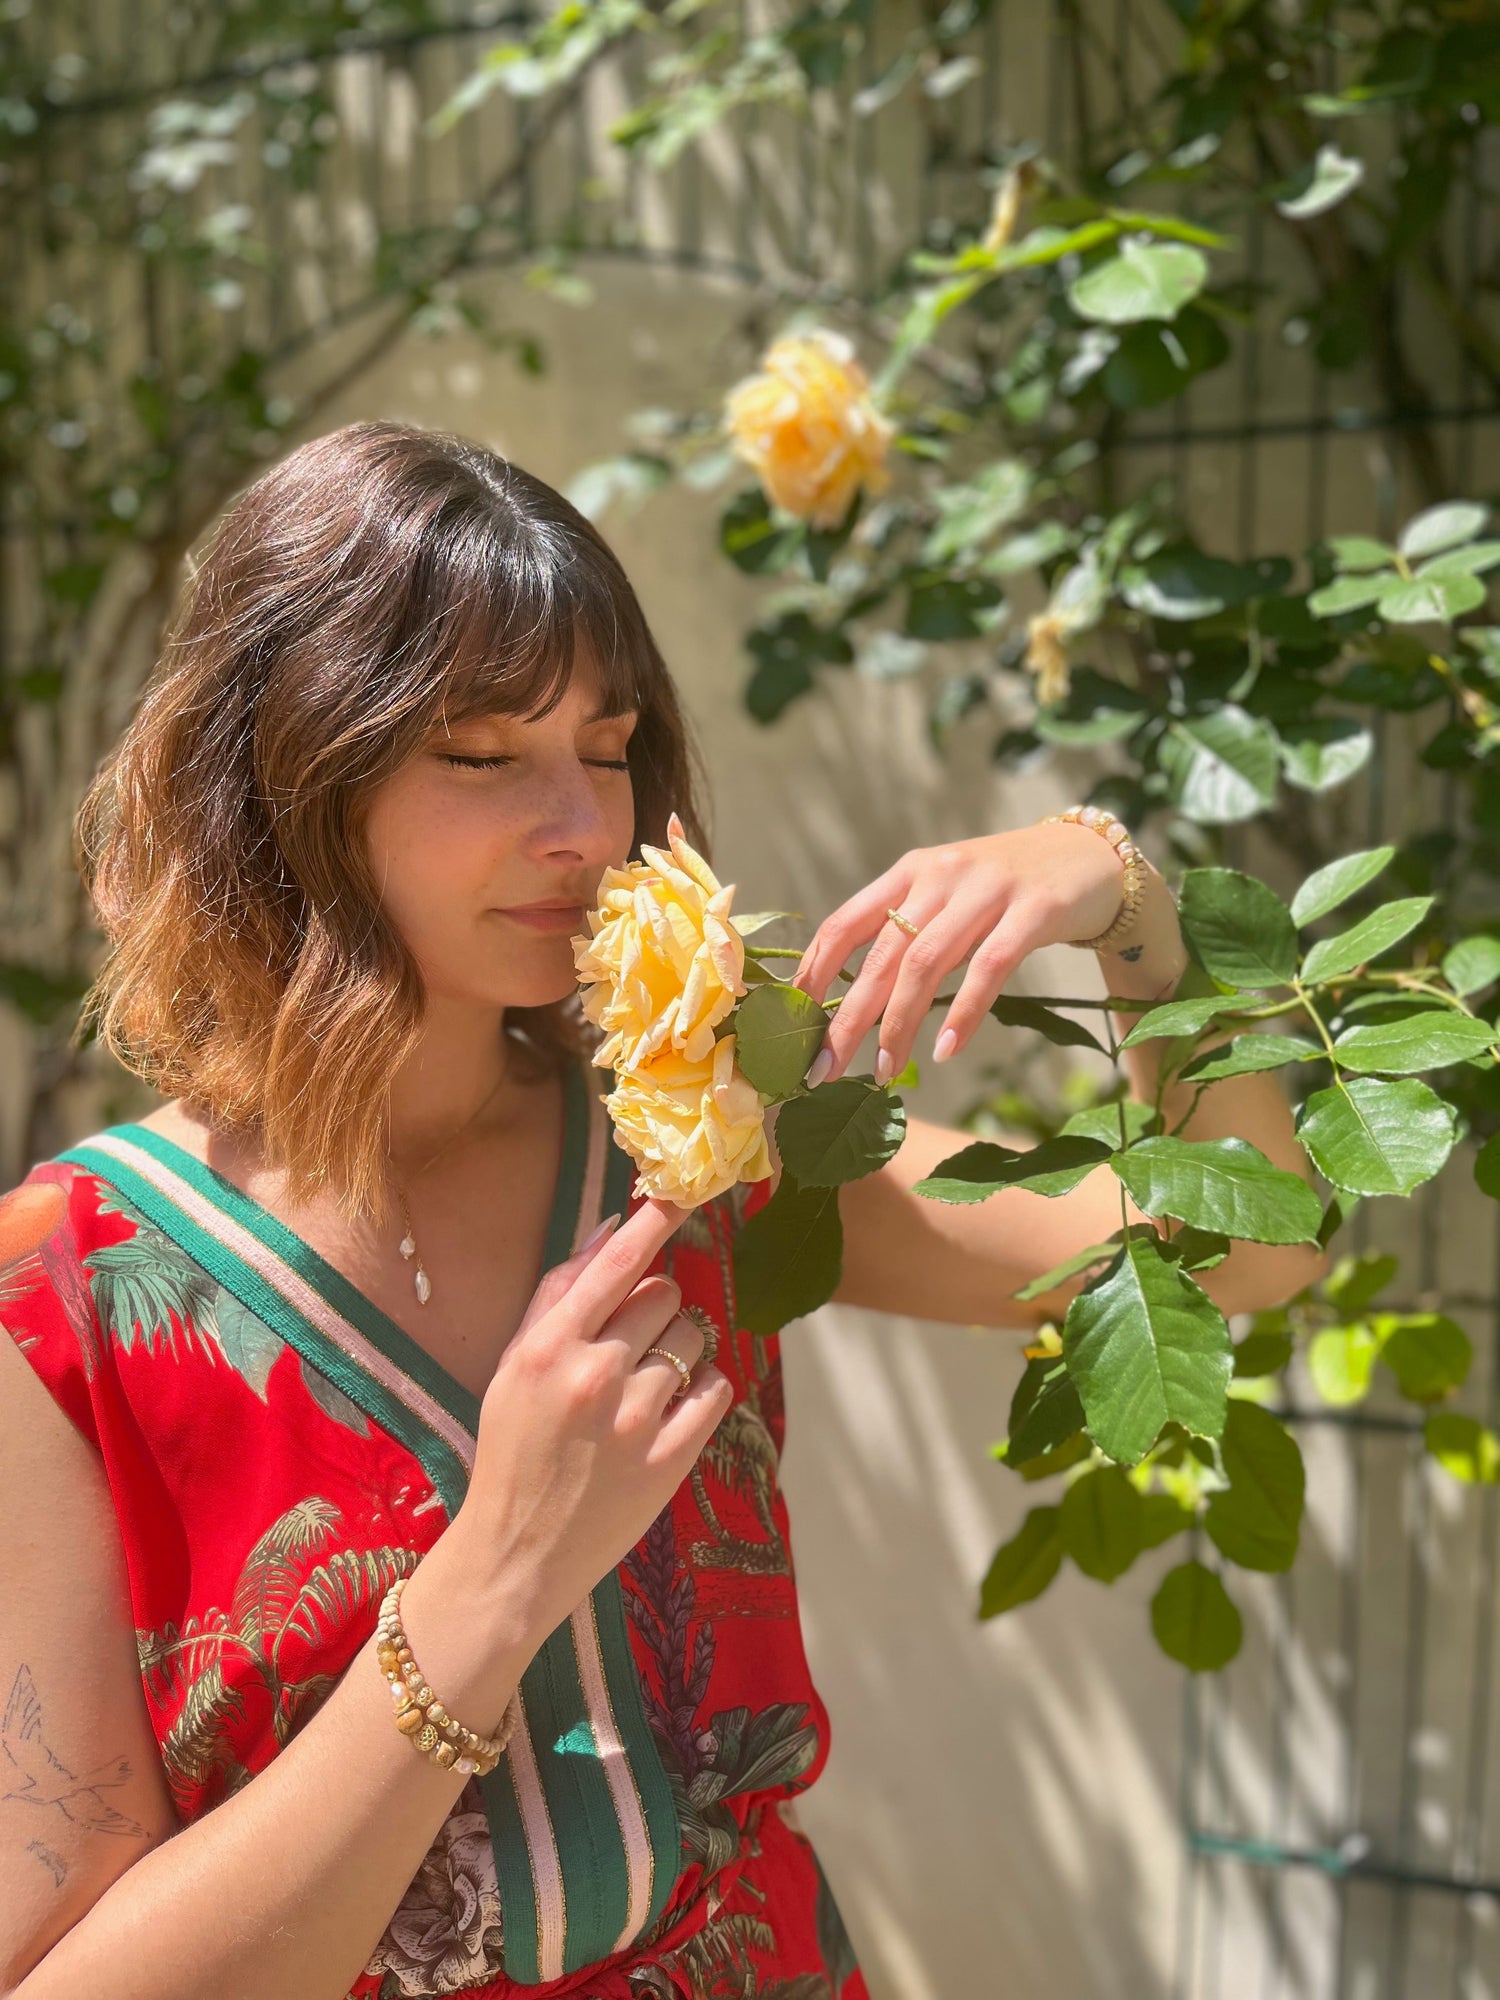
[302,260,1189,1999]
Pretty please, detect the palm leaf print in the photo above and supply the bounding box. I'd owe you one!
[157,1657,251,1814]
[297,1356,371,1437]
[86,1228,220,1363]
[276,1546,421,1659]
[229,1497,343,1646]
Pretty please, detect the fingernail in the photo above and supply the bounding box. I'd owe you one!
[806,1047,835,1089]
[581,1212,620,1253]
[933,1027,958,1062]
[875,1047,895,1086]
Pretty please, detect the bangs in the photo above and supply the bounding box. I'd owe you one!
[430,514,646,730]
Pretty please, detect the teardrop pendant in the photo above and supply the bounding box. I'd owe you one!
[414,1265,432,1306]
[398,1234,416,1260]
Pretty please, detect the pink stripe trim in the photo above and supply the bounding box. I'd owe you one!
[84,1134,478,1475]
[505,1683,568,1981]
[572,1592,655,1952]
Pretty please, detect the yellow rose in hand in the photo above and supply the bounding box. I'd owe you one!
[606,1035,773,1205]
[723,328,895,531]
[574,809,748,1072]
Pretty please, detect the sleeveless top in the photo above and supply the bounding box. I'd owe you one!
[0,1047,868,2000]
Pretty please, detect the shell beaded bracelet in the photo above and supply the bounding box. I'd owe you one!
[377,1573,519,1777]
[1041,803,1148,952]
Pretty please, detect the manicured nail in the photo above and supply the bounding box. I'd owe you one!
[933,1027,958,1062]
[581,1212,620,1253]
[806,1047,835,1088]
[875,1047,895,1085]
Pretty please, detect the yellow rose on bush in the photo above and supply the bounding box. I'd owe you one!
[723,328,895,530]
[573,810,748,1073]
[606,1035,773,1205]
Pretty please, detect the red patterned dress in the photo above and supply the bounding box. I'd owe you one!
[0,1044,868,2000]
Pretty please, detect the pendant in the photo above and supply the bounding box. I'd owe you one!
[414,1265,432,1306]
[399,1234,416,1260]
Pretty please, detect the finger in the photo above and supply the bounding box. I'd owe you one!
[930,901,1052,1060]
[874,885,1009,1080]
[547,1194,695,1332]
[791,858,913,1005]
[810,884,950,1083]
[648,1364,735,1467]
[620,1308,708,1419]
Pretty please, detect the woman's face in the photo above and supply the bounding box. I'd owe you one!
[364,650,638,1012]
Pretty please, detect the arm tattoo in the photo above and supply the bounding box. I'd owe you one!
[2,1663,149,1843]
[25,1837,68,1887]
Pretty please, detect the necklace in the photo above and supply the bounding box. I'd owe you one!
[387,1059,509,1308]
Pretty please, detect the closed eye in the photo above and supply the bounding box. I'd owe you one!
[441,755,631,771]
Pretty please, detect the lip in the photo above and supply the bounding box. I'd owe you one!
[494,904,588,933]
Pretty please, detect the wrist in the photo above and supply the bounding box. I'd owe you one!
[1097,865,1189,1006]
[400,1523,542,1741]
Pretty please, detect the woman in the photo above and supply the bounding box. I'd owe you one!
[0,421,1323,2000]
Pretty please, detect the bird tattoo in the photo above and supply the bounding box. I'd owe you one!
[1,1663,148,1839]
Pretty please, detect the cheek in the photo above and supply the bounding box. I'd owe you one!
[365,774,496,929]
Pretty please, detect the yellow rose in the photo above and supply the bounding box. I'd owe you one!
[605,1034,773,1206]
[723,328,895,530]
[574,809,748,1073]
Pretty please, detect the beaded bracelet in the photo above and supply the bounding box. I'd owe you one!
[1042,803,1148,952]
[377,1573,519,1778]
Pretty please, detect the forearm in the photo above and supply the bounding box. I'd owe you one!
[12,1522,537,2000]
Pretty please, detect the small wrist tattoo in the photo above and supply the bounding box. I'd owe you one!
[1118,944,1144,962]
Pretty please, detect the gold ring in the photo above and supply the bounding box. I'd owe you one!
[644,1345,693,1400]
[886,907,921,937]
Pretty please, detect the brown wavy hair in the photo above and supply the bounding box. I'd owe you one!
[73,419,712,1223]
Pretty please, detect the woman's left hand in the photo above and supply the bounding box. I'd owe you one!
[788,820,1151,1087]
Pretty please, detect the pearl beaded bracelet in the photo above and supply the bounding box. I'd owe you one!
[1041,803,1148,952]
[377,1573,519,1778]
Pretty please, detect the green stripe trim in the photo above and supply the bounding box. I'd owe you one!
[54,1141,472,1519]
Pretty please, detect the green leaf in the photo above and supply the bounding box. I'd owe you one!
[1203,1401,1305,1572]
[905,573,1005,640]
[1418,540,1500,580]
[732,1173,843,1335]
[915,1135,1112,1203]
[1059,1099,1159,1147]
[1234,1329,1293,1377]
[978,1506,1064,1617]
[1377,572,1488,624]
[1178,1035,1322,1083]
[1277,718,1372,793]
[720,487,801,574]
[1059,1466,1146,1582]
[1328,536,1398,573]
[1331,1011,1496,1075]
[1301,896,1434,983]
[1140,1492,1197,1547]
[1424,1414,1500,1484]
[1161,709,1281,823]
[1444,935,1500,997]
[1121,548,1270,621]
[1062,1230,1233,1466]
[1398,501,1490,561]
[1476,1131,1500,1199]
[732,983,830,1100]
[1099,307,1230,410]
[1308,572,1396,618]
[1308,1321,1382,1405]
[1067,238,1209,325]
[1117,995,1230,1050]
[1323,1251,1398,1314]
[987,993,1107,1053]
[1295,1077,1459,1196]
[1275,143,1365,219]
[1151,1561,1243,1671]
[1007,1358,1087,1464]
[1377,1312,1472,1402]
[774,1078,907,1186]
[1014,1239,1124,1303]
[1178,869,1299,988]
[1291,847,1396,926]
[1111,1135,1324,1245]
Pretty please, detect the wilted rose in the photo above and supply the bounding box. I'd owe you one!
[574,810,748,1073]
[723,328,895,531]
[605,1034,773,1206]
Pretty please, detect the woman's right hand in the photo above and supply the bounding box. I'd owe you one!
[450,1196,731,1649]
